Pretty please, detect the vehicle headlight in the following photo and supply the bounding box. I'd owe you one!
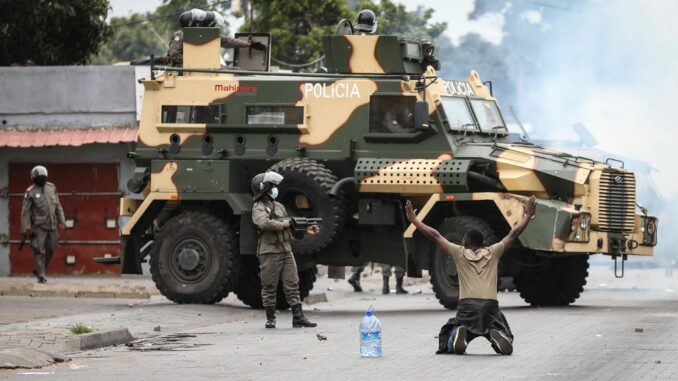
[642,217,658,246]
[647,219,656,235]
[568,213,591,242]
[640,217,659,246]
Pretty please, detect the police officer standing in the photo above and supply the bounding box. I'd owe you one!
[251,171,319,329]
[21,166,65,283]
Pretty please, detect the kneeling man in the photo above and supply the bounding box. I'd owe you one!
[405,196,536,355]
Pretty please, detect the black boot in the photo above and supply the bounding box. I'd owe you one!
[396,276,408,294]
[265,306,276,329]
[348,272,363,292]
[382,276,390,295]
[292,304,317,328]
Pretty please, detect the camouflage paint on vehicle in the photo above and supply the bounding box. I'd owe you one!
[118,27,657,306]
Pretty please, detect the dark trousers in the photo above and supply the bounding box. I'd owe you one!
[30,226,57,277]
[258,252,301,307]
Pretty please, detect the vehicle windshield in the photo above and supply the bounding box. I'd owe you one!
[440,96,477,131]
[470,99,507,132]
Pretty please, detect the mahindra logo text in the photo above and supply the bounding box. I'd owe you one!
[214,84,258,92]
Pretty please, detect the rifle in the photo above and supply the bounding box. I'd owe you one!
[18,233,28,251]
[289,217,322,232]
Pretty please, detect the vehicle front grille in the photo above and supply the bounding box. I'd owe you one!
[598,171,636,232]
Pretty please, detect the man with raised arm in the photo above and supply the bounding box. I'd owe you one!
[405,196,537,355]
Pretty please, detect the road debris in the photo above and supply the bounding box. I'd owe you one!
[635,328,644,333]
[316,334,327,341]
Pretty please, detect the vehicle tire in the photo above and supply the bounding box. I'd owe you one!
[269,158,345,255]
[149,211,238,304]
[514,254,589,306]
[429,216,497,310]
[235,255,317,310]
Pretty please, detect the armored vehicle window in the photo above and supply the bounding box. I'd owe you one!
[470,100,506,132]
[162,105,220,124]
[440,96,476,130]
[369,95,416,133]
[247,106,304,125]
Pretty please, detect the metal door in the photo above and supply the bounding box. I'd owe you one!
[8,163,121,274]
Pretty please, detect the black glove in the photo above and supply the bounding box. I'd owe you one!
[250,41,266,51]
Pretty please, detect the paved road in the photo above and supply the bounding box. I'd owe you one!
[1,266,678,380]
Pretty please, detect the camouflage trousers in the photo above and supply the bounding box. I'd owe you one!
[30,226,58,277]
[258,251,301,307]
[382,264,405,278]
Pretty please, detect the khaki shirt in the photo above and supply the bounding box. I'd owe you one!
[448,241,505,300]
[168,30,251,66]
[21,182,66,232]
[252,198,294,254]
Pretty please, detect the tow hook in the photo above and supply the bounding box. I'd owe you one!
[612,254,628,278]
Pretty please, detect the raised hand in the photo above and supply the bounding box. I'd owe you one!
[405,200,417,223]
[524,196,537,218]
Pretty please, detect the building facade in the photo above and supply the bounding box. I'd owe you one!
[0,66,147,276]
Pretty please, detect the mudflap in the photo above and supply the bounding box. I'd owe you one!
[121,235,142,275]
[239,211,258,255]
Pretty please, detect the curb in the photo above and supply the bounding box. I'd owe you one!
[68,328,134,351]
[0,347,69,369]
[0,288,151,299]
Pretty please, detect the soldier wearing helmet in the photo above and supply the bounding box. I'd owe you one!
[167,8,266,67]
[355,9,378,35]
[20,166,66,283]
[251,171,320,329]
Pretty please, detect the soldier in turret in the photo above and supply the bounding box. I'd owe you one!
[21,166,65,284]
[354,9,378,35]
[167,8,266,67]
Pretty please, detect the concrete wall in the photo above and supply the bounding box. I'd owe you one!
[0,66,137,129]
[0,144,135,276]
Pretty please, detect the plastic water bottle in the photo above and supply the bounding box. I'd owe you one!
[359,306,382,357]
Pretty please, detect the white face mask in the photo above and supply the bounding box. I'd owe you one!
[270,187,279,199]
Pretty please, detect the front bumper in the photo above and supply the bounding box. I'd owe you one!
[564,230,654,256]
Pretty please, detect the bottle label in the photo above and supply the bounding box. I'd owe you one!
[360,331,381,340]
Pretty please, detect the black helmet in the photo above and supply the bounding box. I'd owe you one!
[355,9,377,34]
[179,9,224,28]
[251,171,284,201]
[30,165,48,179]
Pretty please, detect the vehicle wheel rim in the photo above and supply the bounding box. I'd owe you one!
[169,236,212,283]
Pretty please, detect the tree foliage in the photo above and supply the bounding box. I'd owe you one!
[241,0,351,65]
[353,0,447,41]
[0,0,110,65]
[92,0,231,64]
[242,0,446,67]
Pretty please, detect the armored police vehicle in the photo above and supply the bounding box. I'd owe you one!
[113,26,658,309]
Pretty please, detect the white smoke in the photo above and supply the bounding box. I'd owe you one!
[516,0,678,198]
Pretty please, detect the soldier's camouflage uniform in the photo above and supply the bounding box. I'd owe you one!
[252,197,301,307]
[21,182,66,278]
[168,30,251,67]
